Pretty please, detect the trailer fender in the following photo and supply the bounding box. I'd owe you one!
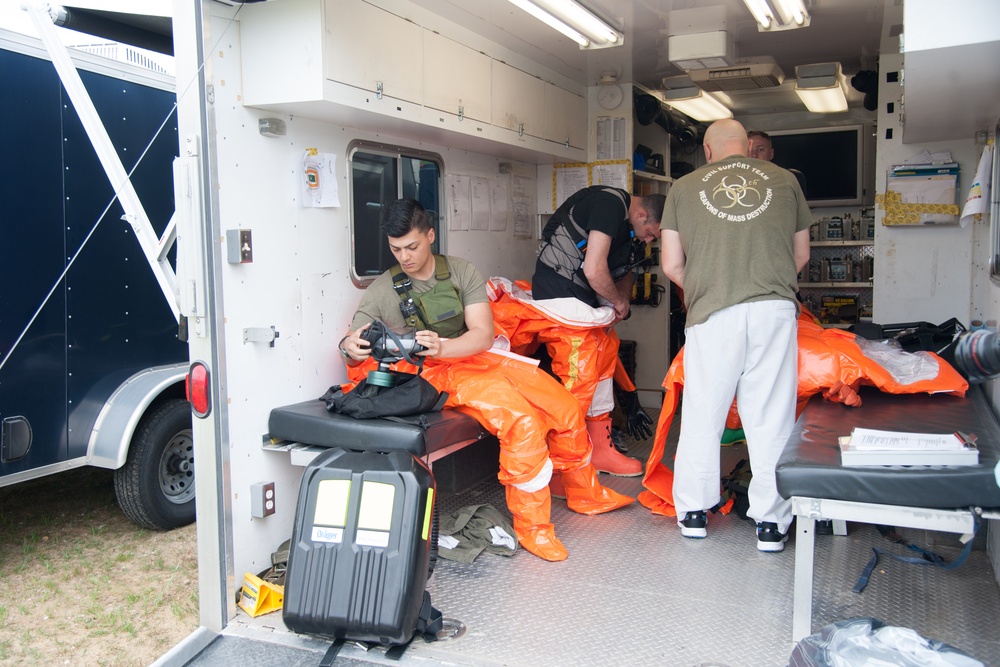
[88,363,189,469]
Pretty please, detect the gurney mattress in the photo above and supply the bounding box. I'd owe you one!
[776,387,1000,509]
[268,399,488,457]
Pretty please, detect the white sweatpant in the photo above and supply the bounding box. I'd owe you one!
[673,300,798,533]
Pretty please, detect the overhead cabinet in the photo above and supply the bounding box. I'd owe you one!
[238,0,586,161]
[324,0,423,105]
[423,31,491,124]
[492,61,544,139]
[544,82,587,149]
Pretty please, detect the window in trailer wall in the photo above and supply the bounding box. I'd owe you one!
[348,141,443,286]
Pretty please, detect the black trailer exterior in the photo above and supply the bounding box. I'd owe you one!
[0,35,192,529]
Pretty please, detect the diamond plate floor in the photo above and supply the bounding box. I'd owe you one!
[181,411,1000,667]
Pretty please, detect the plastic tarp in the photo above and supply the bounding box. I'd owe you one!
[788,617,984,667]
[638,311,969,516]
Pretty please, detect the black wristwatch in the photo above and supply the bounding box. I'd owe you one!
[338,335,350,360]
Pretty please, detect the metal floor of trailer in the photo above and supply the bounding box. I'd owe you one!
[175,416,1000,667]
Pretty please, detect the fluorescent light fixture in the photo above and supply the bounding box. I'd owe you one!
[773,0,808,26]
[742,0,810,31]
[795,63,849,113]
[662,86,733,121]
[506,0,623,49]
[742,0,775,29]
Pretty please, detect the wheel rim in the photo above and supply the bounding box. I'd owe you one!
[159,429,195,504]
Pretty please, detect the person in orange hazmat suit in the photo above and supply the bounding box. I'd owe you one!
[487,277,655,493]
[526,186,665,483]
[337,199,633,562]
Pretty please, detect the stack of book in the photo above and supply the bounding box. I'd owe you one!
[839,427,979,466]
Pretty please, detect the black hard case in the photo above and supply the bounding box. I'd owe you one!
[283,447,435,645]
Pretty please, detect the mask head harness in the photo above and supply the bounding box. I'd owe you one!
[359,319,426,389]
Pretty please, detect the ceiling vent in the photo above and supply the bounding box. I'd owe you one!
[668,31,736,70]
[688,57,785,92]
[666,7,735,70]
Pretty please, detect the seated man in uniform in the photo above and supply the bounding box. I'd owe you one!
[337,198,633,562]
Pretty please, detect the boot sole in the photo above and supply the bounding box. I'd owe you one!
[756,536,788,552]
[679,526,707,538]
[595,469,643,477]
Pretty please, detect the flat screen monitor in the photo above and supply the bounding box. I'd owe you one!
[768,125,865,208]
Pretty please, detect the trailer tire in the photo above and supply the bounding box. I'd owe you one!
[114,398,195,530]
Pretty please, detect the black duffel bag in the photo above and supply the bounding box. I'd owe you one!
[322,321,448,419]
[322,371,447,420]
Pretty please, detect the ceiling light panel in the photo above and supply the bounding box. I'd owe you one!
[661,84,733,121]
[507,0,623,49]
[795,63,849,113]
[742,0,810,31]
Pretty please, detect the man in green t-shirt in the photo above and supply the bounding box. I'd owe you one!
[338,199,633,562]
[660,119,811,553]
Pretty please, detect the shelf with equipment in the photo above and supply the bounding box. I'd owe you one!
[633,169,672,196]
[801,281,872,289]
[798,211,876,327]
[810,240,874,248]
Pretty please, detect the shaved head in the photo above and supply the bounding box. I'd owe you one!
[703,119,749,164]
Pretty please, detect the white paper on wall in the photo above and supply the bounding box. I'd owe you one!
[471,177,491,231]
[490,176,510,232]
[961,144,993,228]
[447,173,471,231]
[512,175,534,238]
[301,149,340,208]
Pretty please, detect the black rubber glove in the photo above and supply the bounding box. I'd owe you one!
[616,388,654,440]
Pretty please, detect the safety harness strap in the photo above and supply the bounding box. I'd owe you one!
[537,187,636,290]
[382,591,444,660]
[392,268,426,331]
[853,510,981,593]
[318,638,346,666]
[391,255,454,332]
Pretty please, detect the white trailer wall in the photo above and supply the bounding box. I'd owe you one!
[899,0,1000,587]
[187,2,545,587]
[872,0,999,327]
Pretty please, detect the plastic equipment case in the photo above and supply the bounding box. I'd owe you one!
[283,447,436,645]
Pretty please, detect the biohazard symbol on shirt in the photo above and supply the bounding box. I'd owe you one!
[698,163,773,222]
[711,175,761,209]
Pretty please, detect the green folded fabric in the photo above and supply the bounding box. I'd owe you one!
[438,503,517,563]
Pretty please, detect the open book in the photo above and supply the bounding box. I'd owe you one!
[839,427,979,466]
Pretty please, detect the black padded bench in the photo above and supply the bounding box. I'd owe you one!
[266,400,499,491]
[776,386,1000,642]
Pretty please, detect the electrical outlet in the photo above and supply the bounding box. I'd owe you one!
[250,481,276,518]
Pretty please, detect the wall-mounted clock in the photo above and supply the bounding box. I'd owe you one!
[598,83,623,110]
